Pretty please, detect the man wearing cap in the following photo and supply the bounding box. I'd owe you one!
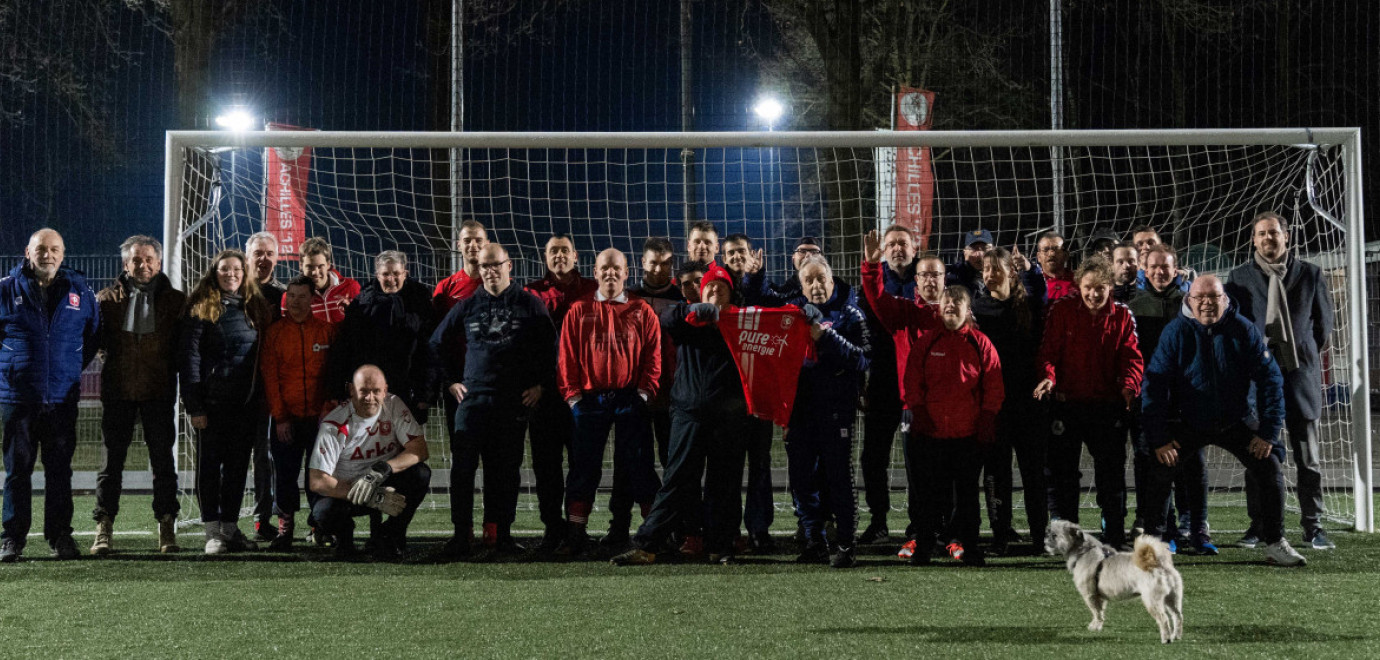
[1086,229,1121,264]
[947,229,994,296]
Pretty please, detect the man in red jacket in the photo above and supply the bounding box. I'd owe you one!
[526,233,599,550]
[557,248,662,553]
[1035,256,1144,548]
[432,219,489,316]
[1036,230,1077,301]
[297,237,361,324]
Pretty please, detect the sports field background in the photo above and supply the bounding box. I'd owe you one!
[2,494,1377,658]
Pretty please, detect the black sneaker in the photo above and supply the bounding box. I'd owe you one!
[599,528,631,550]
[536,527,564,552]
[333,538,359,561]
[370,535,405,563]
[493,536,527,556]
[747,532,777,554]
[440,534,472,559]
[829,545,857,569]
[794,542,830,564]
[0,539,20,563]
[858,522,890,545]
[961,547,987,567]
[254,519,278,543]
[1236,528,1261,549]
[907,549,931,566]
[555,529,592,557]
[49,536,80,561]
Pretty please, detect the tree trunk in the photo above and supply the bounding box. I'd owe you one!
[171,0,217,130]
[805,0,870,257]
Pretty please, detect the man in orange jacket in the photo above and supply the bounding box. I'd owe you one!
[261,276,339,549]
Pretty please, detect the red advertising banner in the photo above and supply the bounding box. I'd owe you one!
[894,89,936,249]
[264,122,314,260]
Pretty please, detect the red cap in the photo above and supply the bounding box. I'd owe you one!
[700,261,736,297]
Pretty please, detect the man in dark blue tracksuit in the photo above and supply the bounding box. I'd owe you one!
[1141,275,1305,566]
[430,244,556,557]
[612,263,750,565]
[0,229,100,562]
[786,258,870,568]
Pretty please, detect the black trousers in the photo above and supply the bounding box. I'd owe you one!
[195,405,262,524]
[1146,423,1285,544]
[312,463,432,541]
[785,412,858,544]
[251,414,274,524]
[910,433,982,552]
[982,402,1048,539]
[94,398,179,520]
[743,416,775,536]
[634,404,750,554]
[1046,400,1128,544]
[860,402,903,527]
[608,406,672,531]
[527,387,573,533]
[1,401,79,545]
[1244,416,1324,535]
[270,418,319,516]
[450,394,528,534]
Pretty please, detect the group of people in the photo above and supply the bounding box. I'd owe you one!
[0,210,1333,568]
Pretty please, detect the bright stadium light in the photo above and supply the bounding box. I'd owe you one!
[214,109,258,132]
[752,97,784,126]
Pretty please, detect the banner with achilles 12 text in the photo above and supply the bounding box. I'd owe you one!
[263,122,315,261]
[893,89,936,250]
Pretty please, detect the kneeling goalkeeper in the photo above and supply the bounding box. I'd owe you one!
[309,365,432,560]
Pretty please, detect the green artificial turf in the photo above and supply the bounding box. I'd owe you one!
[1,495,1378,658]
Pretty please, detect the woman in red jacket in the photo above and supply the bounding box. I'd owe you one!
[1034,257,1144,548]
[905,286,1004,566]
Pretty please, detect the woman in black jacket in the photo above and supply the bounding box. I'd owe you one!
[971,247,1049,554]
[180,249,274,555]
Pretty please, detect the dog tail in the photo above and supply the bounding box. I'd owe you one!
[1133,535,1172,572]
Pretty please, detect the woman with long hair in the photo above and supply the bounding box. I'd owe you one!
[1034,256,1143,549]
[973,247,1049,554]
[180,249,274,554]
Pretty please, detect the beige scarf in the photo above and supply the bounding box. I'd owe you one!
[1254,251,1299,372]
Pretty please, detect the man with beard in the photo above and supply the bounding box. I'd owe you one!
[1036,230,1077,300]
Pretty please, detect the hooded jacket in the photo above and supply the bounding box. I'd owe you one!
[971,287,1044,404]
[905,323,1005,439]
[860,260,945,407]
[96,272,185,402]
[1141,303,1285,457]
[0,264,100,404]
[856,260,916,408]
[1127,282,1186,364]
[1037,295,1144,403]
[663,301,746,414]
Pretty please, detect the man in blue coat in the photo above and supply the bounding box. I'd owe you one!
[0,229,100,562]
[1226,211,1335,550]
[1140,276,1305,567]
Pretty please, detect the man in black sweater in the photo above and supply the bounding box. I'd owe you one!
[429,244,556,558]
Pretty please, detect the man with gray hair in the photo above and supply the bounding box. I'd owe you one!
[246,231,285,541]
[91,236,186,555]
[246,232,286,317]
[327,250,436,423]
[1227,211,1336,550]
[0,229,100,562]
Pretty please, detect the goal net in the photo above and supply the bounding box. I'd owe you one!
[165,130,1373,535]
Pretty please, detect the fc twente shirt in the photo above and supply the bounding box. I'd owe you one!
[717,306,814,427]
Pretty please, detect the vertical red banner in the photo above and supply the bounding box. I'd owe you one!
[894,89,936,249]
[263,122,314,261]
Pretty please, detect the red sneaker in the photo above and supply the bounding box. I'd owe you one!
[897,539,917,558]
[946,542,966,562]
[482,522,498,547]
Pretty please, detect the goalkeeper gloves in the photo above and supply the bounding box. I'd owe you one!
[347,461,392,506]
[365,487,407,517]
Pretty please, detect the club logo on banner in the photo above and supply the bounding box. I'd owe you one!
[894,88,936,250]
[264,122,316,261]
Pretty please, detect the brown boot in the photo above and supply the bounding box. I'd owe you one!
[91,517,114,555]
[158,514,180,553]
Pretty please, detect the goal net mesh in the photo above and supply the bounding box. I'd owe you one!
[170,134,1363,534]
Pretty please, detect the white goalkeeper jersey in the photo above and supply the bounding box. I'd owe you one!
[310,395,423,483]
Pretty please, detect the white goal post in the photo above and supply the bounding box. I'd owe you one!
[163,128,1373,532]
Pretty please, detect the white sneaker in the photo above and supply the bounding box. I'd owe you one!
[204,521,228,555]
[1265,539,1307,567]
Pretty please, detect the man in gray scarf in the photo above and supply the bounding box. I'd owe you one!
[1227,212,1336,550]
[93,235,186,556]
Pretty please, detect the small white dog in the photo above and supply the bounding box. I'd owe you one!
[1045,520,1184,643]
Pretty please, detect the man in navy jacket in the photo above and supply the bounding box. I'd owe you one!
[1140,276,1305,567]
[0,229,100,562]
[1227,211,1336,550]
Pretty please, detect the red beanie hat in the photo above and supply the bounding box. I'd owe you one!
[700,261,736,297]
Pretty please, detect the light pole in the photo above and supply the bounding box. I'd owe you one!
[752,97,785,256]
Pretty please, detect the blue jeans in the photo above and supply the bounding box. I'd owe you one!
[564,389,659,525]
[2,401,79,545]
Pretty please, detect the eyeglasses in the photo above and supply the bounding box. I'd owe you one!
[794,248,822,256]
[916,271,944,279]
[1190,293,1226,302]
[477,260,509,271]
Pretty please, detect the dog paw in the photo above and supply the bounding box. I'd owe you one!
[1087,621,1103,632]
